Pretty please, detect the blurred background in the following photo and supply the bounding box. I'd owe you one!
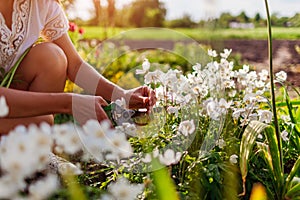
[63,0,300,28]
[61,0,300,90]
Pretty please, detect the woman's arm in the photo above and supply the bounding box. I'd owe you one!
[53,34,155,109]
[0,87,108,125]
[1,87,72,118]
[53,34,125,101]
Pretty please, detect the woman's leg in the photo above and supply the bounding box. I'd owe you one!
[0,42,68,134]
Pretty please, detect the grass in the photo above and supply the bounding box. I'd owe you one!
[81,26,300,41]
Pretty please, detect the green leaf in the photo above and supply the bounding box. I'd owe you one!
[285,156,300,191]
[286,183,300,199]
[239,121,268,195]
[284,87,300,137]
[0,67,5,76]
[63,174,87,200]
[264,125,284,195]
[151,159,179,200]
[256,142,274,173]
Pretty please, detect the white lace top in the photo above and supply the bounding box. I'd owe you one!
[0,0,69,72]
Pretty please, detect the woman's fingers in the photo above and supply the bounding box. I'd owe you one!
[125,86,156,110]
[72,94,110,125]
[97,96,109,107]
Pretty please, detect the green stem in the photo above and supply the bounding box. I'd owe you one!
[264,0,283,173]
[0,47,31,88]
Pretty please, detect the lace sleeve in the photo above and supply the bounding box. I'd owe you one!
[41,1,69,41]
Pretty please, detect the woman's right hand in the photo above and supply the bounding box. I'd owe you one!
[72,94,110,125]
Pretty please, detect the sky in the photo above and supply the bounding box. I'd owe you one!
[71,0,300,21]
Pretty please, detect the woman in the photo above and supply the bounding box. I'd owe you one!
[0,0,155,134]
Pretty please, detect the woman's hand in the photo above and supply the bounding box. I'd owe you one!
[124,86,156,110]
[72,94,111,125]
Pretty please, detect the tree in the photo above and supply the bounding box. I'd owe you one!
[128,0,166,27]
[254,13,261,23]
[92,0,102,25]
[237,11,250,23]
[217,12,234,28]
[289,13,300,27]
[166,14,197,28]
[107,0,115,26]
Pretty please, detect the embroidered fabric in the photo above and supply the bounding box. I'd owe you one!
[0,0,69,72]
[0,0,30,72]
[41,1,69,41]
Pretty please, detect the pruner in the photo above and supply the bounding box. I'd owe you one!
[102,102,150,126]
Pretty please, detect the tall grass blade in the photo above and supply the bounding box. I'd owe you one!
[240,121,285,198]
[151,159,179,200]
[63,174,87,200]
[264,0,283,170]
[239,120,268,195]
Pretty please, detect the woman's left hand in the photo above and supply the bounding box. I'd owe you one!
[125,86,156,110]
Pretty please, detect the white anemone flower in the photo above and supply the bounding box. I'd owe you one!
[144,70,163,84]
[136,58,150,75]
[83,119,111,139]
[229,154,238,164]
[0,96,9,117]
[219,98,232,110]
[192,63,202,72]
[281,130,289,142]
[108,177,144,200]
[258,69,269,81]
[0,175,24,199]
[178,120,195,136]
[116,123,137,137]
[255,80,265,88]
[81,119,114,161]
[29,174,59,199]
[232,108,245,120]
[208,49,218,57]
[228,89,237,97]
[141,153,152,163]
[220,48,232,59]
[52,123,83,155]
[257,110,273,124]
[167,106,179,117]
[159,149,182,166]
[216,139,226,149]
[246,71,258,82]
[240,64,250,74]
[0,125,52,177]
[206,100,220,120]
[275,71,287,82]
[105,131,133,160]
[80,136,104,163]
[115,97,127,108]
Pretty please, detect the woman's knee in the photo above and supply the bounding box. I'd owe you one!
[12,42,68,91]
[0,115,54,135]
[31,42,68,76]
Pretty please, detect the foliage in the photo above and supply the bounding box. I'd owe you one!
[126,0,166,27]
[80,26,300,41]
[165,14,198,28]
[240,120,300,199]
[1,6,300,198]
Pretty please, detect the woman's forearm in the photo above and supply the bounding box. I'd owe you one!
[0,87,72,118]
[68,60,125,102]
[53,34,125,102]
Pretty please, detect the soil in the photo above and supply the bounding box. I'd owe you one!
[120,39,300,86]
[208,39,300,87]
